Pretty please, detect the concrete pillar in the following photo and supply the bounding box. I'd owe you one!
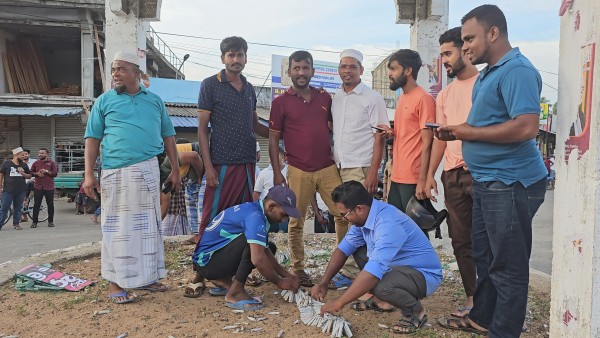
[80,9,94,98]
[409,0,448,99]
[550,0,600,336]
[104,0,160,90]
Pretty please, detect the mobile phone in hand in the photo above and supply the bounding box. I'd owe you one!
[371,126,386,133]
[162,182,173,194]
[424,122,440,129]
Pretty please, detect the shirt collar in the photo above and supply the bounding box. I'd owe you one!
[114,84,147,96]
[481,47,521,76]
[344,81,365,95]
[362,198,381,230]
[286,86,320,96]
[217,69,247,84]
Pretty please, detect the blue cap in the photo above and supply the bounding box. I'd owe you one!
[266,185,302,218]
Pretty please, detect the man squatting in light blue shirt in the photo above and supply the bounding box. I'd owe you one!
[311,181,442,334]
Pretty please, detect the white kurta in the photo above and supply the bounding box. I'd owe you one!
[100,157,166,288]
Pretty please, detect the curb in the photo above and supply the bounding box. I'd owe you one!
[0,236,191,287]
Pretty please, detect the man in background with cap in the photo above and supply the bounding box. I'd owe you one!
[83,50,180,304]
[185,185,301,310]
[0,147,32,230]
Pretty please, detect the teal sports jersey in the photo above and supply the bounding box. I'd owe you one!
[193,201,271,267]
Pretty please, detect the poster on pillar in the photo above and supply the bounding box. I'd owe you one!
[564,42,595,162]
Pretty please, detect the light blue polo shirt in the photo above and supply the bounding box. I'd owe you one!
[84,86,175,169]
[463,48,547,187]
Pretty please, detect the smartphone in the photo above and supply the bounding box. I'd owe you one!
[162,182,173,194]
[371,126,386,133]
[424,122,440,129]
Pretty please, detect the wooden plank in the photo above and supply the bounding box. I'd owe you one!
[28,38,50,92]
[93,27,105,92]
[2,51,15,93]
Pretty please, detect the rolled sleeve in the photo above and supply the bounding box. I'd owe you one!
[501,66,542,118]
[337,225,365,256]
[363,221,407,280]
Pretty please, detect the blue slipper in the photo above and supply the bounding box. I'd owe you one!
[328,272,353,289]
[225,299,264,311]
[209,287,228,296]
[108,290,136,304]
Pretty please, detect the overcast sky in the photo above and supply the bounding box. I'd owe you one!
[152,0,560,102]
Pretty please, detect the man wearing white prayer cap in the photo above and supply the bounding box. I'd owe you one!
[0,146,32,230]
[82,50,181,303]
[330,49,390,280]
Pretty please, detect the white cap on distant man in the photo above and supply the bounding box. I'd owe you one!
[113,50,140,67]
[340,49,363,64]
[12,147,23,155]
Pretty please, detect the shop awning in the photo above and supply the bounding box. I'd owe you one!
[170,116,197,128]
[0,106,84,116]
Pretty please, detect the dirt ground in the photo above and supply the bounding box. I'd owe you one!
[0,234,550,338]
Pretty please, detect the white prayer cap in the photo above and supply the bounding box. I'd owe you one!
[113,50,140,67]
[256,142,261,152]
[12,147,24,155]
[340,49,364,64]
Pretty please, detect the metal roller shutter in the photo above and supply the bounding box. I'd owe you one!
[256,136,270,170]
[21,116,52,155]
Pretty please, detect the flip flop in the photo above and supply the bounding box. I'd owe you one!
[351,297,394,312]
[451,305,472,318]
[108,290,137,304]
[225,299,264,311]
[183,282,205,298]
[392,314,428,334]
[328,272,353,289]
[208,287,228,296]
[133,283,168,292]
[437,316,487,336]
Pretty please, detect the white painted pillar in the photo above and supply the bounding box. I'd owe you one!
[550,0,600,336]
[80,9,94,98]
[409,0,448,99]
[104,1,155,91]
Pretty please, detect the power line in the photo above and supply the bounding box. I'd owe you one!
[154,31,391,58]
[538,69,559,76]
[542,82,558,91]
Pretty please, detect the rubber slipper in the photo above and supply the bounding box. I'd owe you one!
[451,305,472,318]
[225,299,265,311]
[108,290,137,304]
[328,272,352,289]
[209,287,228,296]
[393,314,428,334]
[351,297,394,312]
[437,316,487,335]
[183,282,205,298]
[133,283,168,292]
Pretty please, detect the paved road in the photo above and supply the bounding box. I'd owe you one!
[0,191,555,275]
[0,199,102,265]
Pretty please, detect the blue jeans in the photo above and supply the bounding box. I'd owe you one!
[469,178,546,337]
[0,190,26,228]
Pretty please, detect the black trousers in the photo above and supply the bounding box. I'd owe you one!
[196,235,277,283]
[33,189,54,223]
[354,246,427,317]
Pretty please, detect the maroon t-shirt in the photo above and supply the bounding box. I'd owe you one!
[269,86,335,172]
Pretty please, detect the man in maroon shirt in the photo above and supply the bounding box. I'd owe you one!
[30,148,58,228]
[269,50,345,286]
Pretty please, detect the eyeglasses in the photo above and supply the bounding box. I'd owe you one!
[341,206,356,220]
